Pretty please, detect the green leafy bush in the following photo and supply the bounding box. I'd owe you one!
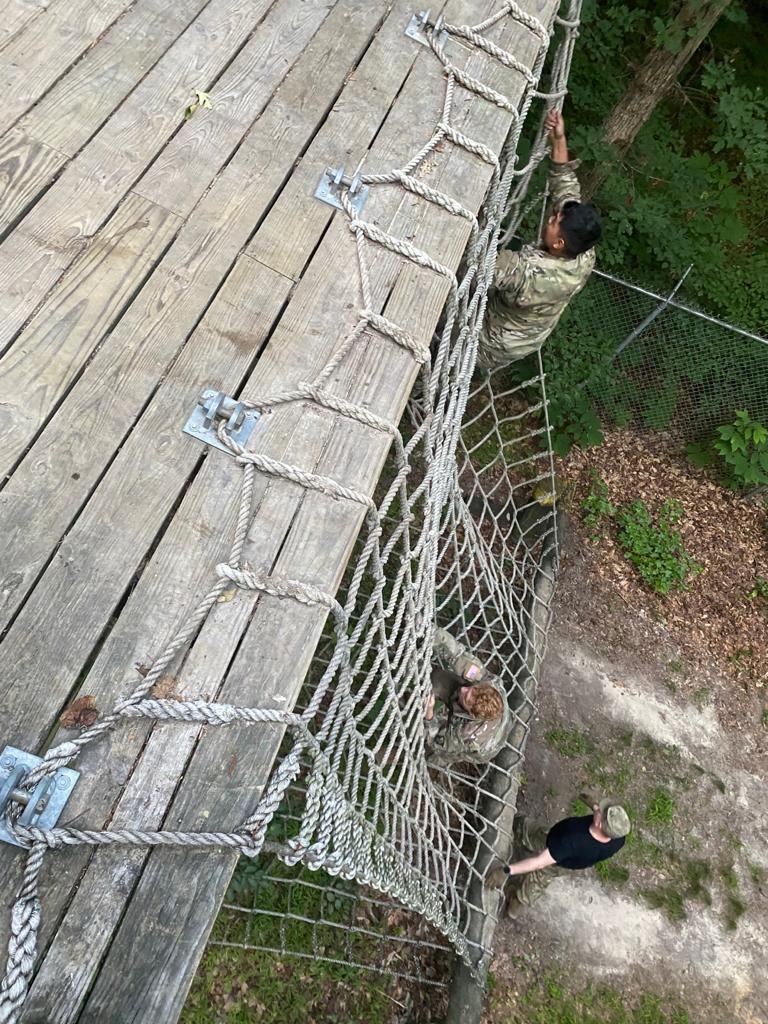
[711,409,768,488]
[688,409,768,489]
[581,471,616,537]
[549,392,604,457]
[616,499,701,594]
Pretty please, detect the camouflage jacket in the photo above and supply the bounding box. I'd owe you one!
[478,159,595,369]
[426,629,511,768]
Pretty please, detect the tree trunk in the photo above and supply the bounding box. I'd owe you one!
[582,0,732,199]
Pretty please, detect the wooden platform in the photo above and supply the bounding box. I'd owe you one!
[0,0,557,1019]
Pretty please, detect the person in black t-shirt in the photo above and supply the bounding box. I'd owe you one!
[486,799,630,917]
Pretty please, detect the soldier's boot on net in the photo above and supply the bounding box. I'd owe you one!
[505,890,524,919]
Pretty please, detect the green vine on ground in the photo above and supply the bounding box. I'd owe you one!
[580,476,701,595]
[617,499,702,595]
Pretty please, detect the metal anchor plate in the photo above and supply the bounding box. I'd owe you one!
[404,10,447,48]
[314,166,369,216]
[0,746,80,847]
[182,389,261,455]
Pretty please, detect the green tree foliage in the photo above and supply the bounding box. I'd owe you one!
[568,1,767,328]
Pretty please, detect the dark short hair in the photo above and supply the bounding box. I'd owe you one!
[560,200,602,256]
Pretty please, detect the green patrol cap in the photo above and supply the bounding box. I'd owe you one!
[599,800,631,839]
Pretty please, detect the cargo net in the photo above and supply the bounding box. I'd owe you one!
[1,3,579,1016]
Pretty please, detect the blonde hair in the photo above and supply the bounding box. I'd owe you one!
[471,684,504,721]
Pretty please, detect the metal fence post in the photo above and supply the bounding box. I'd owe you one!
[611,264,693,360]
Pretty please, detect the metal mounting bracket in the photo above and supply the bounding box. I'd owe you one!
[404,10,447,48]
[0,746,80,848]
[314,166,369,216]
[182,389,261,455]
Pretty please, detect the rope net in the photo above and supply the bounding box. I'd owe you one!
[1,3,581,1016]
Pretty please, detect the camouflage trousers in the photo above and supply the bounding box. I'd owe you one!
[510,816,562,909]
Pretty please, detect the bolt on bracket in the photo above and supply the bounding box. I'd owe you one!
[182,389,261,455]
[405,10,447,48]
[0,746,80,848]
[314,166,369,216]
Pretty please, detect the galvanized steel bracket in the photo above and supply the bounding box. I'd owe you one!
[0,746,80,847]
[405,10,447,48]
[314,166,369,217]
[182,389,261,455]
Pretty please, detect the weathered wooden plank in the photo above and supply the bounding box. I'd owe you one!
[18,257,295,1022]
[0,193,181,482]
[0,0,276,352]
[0,0,51,53]
[0,0,211,235]
[20,0,210,156]
[5,3,434,1016]
[74,1,549,1017]
[133,0,337,217]
[0,0,137,135]
[0,8,399,976]
[0,0,406,652]
[1,0,415,901]
[245,1,429,282]
[0,127,63,236]
[0,0,337,482]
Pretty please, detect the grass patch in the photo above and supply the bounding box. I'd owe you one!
[545,727,593,758]
[724,894,747,931]
[691,687,710,710]
[182,946,397,1024]
[645,787,675,827]
[748,861,766,887]
[581,472,616,538]
[641,856,713,922]
[642,886,687,923]
[682,859,712,905]
[627,833,666,872]
[596,859,630,885]
[720,864,739,891]
[506,970,692,1024]
[182,856,415,1024]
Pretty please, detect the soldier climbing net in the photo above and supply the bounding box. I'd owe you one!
[1,3,580,1017]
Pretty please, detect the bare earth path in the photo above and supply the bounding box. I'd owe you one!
[485,522,768,1024]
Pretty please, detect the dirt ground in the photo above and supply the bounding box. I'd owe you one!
[483,515,768,1024]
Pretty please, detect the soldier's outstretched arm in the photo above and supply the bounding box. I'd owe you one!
[506,848,556,876]
[544,108,582,204]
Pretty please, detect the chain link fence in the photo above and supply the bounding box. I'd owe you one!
[560,268,768,440]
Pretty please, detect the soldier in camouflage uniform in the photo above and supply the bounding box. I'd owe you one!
[477,109,602,370]
[425,628,511,767]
